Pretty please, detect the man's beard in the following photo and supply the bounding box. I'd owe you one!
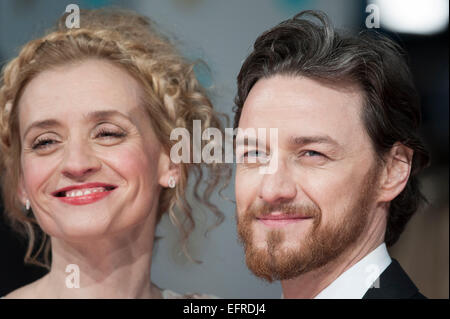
[236,163,381,282]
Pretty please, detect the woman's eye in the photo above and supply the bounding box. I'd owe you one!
[95,129,126,139]
[32,138,57,150]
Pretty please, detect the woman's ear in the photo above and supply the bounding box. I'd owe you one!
[17,174,28,205]
[157,150,181,188]
[377,143,414,203]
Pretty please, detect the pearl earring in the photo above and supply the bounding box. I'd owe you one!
[168,176,176,188]
[25,199,30,211]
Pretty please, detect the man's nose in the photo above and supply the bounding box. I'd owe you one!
[258,161,297,204]
[61,139,101,180]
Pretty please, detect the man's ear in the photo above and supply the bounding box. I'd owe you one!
[157,150,181,188]
[377,143,414,202]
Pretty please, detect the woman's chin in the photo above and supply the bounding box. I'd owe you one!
[45,222,115,243]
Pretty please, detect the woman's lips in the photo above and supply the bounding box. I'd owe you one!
[52,182,117,206]
[56,188,115,205]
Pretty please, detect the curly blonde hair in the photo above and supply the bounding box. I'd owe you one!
[0,9,230,269]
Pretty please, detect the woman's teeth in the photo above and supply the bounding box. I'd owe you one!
[64,187,108,197]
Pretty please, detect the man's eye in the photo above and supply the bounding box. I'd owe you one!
[241,150,270,164]
[304,150,323,157]
[244,150,265,157]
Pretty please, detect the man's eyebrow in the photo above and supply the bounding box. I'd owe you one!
[289,135,341,148]
[235,136,259,147]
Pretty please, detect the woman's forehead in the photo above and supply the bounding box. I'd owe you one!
[18,59,143,126]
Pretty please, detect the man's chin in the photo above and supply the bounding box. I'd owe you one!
[244,245,308,282]
[242,232,308,281]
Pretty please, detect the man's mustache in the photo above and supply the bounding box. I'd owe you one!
[243,202,321,219]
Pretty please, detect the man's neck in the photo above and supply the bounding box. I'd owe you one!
[281,236,385,299]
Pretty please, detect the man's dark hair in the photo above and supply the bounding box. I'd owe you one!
[233,10,430,247]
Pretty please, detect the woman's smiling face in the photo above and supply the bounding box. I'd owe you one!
[18,59,171,241]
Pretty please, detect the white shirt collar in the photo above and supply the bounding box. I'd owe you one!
[314,243,392,299]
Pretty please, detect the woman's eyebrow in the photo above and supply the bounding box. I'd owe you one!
[84,109,133,122]
[23,119,62,138]
[23,110,134,138]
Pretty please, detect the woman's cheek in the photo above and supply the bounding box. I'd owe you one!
[22,155,56,193]
[104,144,158,183]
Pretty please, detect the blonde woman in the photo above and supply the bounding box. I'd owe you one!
[0,9,228,298]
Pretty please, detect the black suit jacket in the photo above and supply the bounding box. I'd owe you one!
[362,259,426,299]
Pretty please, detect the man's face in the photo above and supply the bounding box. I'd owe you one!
[235,75,382,281]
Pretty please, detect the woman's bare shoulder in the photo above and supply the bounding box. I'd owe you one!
[161,289,220,299]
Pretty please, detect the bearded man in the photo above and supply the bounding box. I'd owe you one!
[233,10,429,299]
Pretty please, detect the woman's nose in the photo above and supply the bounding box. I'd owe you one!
[61,140,101,180]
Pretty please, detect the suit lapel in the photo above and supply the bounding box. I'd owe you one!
[363,259,425,299]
